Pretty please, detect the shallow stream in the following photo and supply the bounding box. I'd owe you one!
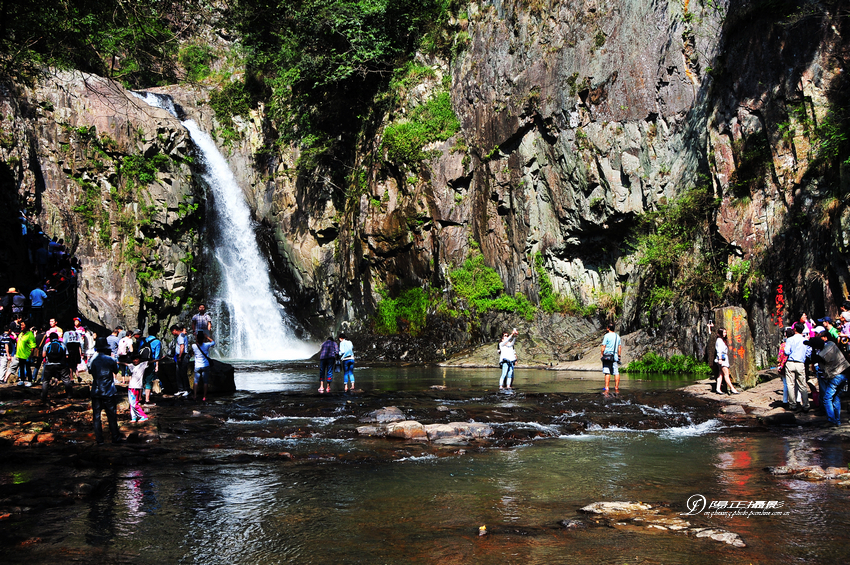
[3,364,848,564]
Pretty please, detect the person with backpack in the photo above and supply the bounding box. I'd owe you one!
[134,329,162,405]
[806,334,849,426]
[41,334,72,402]
[64,318,86,382]
[88,337,123,444]
[191,332,215,401]
[601,322,623,393]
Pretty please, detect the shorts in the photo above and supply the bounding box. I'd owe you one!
[143,364,157,390]
[194,366,210,385]
[602,361,619,376]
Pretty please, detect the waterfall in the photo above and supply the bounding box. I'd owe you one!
[132,91,314,360]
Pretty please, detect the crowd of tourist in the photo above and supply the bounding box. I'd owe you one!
[713,304,850,427]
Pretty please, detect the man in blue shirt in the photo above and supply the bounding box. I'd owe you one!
[601,323,622,393]
[29,286,47,327]
[784,322,811,412]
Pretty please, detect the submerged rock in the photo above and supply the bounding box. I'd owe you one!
[368,407,405,423]
[580,501,653,515]
[578,501,745,548]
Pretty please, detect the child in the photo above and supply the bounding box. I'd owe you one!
[127,355,149,422]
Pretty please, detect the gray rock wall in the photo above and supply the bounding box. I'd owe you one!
[0,71,203,333]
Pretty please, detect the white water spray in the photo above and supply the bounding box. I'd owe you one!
[132,92,314,360]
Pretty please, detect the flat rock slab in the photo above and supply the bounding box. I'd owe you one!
[579,501,745,548]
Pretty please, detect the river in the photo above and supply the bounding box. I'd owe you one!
[2,364,848,564]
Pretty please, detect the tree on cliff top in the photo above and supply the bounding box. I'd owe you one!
[0,0,202,86]
[231,0,461,182]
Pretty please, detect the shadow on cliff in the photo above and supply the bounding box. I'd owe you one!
[703,1,850,350]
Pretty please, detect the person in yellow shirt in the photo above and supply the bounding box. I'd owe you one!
[15,320,38,387]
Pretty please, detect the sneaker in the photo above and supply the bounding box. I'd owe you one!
[138,417,149,422]
[24,381,32,387]
[130,418,138,422]
[16,381,24,386]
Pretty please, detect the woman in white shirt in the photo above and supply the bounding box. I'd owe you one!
[715,327,739,395]
[498,329,519,390]
[192,332,215,401]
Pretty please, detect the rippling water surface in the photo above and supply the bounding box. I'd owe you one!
[6,364,850,564]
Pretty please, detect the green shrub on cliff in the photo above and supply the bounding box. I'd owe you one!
[382,90,460,168]
[631,184,725,308]
[449,254,535,320]
[374,287,429,335]
[0,0,190,86]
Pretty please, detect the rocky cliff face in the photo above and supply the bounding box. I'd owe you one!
[0,71,203,333]
[2,1,848,366]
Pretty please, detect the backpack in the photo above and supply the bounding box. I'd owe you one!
[138,336,161,361]
[45,341,67,363]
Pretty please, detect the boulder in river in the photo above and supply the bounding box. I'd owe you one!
[369,407,406,423]
[386,421,428,440]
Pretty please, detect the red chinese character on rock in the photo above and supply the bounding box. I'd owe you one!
[774,285,785,326]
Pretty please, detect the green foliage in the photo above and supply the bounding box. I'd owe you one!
[233,0,464,179]
[631,184,724,308]
[374,287,429,335]
[449,254,536,320]
[382,91,460,168]
[208,78,262,133]
[534,253,598,317]
[622,352,711,375]
[0,0,192,86]
[120,153,171,189]
[179,44,217,83]
[72,180,103,228]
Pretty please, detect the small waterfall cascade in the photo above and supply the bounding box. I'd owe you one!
[131,91,314,360]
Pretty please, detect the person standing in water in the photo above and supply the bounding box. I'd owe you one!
[601,322,622,393]
[498,328,519,390]
[338,333,355,392]
[318,336,338,394]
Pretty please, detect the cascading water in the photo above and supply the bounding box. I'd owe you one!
[131,91,314,360]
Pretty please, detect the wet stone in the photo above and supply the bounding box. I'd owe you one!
[369,407,405,423]
[387,421,427,440]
